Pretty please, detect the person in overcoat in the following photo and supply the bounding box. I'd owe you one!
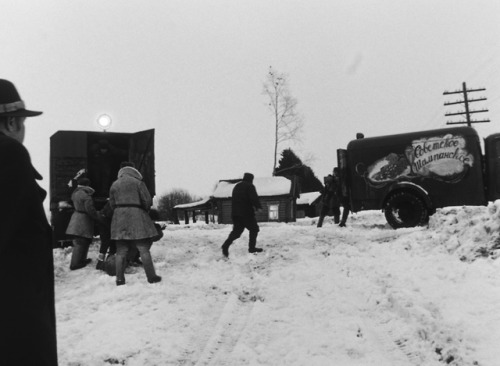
[221,172,263,258]
[0,79,58,365]
[66,177,101,270]
[109,166,161,285]
[317,168,341,228]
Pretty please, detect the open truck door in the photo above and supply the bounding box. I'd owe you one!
[129,129,155,197]
[49,131,88,247]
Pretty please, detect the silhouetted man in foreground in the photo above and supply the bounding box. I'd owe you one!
[0,79,58,365]
[221,172,263,258]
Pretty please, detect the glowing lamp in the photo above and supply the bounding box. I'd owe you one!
[97,114,112,131]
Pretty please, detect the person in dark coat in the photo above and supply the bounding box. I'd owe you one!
[317,168,341,227]
[221,172,263,258]
[66,177,101,270]
[0,79,58,365]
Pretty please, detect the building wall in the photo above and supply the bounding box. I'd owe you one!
[297,204,319,218]
[217,195,296,224]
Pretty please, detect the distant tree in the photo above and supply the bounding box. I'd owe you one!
[275,149,323,193]
[275,148,302,174]
[157,189,199,222]
[263,66,304,175]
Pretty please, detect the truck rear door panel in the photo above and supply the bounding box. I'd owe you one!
[130,129,155,196]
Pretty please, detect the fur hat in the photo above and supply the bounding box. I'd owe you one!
[0,79,42,117]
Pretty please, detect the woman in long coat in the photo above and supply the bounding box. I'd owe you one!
[109,166,161,285]
[66,177,100,270]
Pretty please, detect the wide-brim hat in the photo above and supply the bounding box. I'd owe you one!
[0,79,42,117]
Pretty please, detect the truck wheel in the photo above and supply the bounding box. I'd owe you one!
[384,191,428,229]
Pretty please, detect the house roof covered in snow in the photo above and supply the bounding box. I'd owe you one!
[297,191,322,205]
[212,176,292,198]
[173,197,211,210]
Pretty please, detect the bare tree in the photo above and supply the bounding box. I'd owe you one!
[157,188,199,222]
[263,66,304,175]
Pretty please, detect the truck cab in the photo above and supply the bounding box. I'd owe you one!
[337,126,500,229]
[49,129,155,246]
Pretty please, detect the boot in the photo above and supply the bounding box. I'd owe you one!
[148,275,162,284]
[70,258,91,271]
[96,260,105,271]
[339,221,346,227]
[70,240,91,270]
[221,244,229,258]
[249,247,263,254]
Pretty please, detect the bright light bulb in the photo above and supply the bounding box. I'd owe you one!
[97,114,112,130]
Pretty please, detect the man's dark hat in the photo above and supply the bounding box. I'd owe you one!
[243,172,254,182]
[0,79,42,117]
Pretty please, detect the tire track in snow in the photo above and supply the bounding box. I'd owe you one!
[182,255,266,366]
[360,314,442,366]
[193,293,256,366]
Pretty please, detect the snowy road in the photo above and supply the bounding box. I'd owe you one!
[55,208,500,365]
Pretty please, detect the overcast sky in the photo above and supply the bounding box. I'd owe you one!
[2,0,499,199]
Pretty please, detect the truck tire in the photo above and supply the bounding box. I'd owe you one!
[384,191,428,229]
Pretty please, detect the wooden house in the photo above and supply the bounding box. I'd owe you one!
[296,191,322,218]
[212,176,298,224]
[173,197,215,224]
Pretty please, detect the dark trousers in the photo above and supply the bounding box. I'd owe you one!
[96,220,116,256]
[317,203,340,227]
[70,237,91,270]
[222,216,260,249]
[340,201,350,225]
[115,240,157,283]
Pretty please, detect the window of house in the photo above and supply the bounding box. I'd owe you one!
[268,203,279,220]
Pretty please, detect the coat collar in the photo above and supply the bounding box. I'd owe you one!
[75,185,95,195]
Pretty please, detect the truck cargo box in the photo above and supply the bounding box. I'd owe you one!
[49,129,155,246]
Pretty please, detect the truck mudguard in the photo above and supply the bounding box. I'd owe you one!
[384,181,432,210]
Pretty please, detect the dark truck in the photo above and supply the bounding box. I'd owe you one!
[337,126,500,229]
[49,129,155,247]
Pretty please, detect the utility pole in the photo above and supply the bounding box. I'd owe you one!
[443,82,490,126]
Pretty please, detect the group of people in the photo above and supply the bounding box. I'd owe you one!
[0,78,349,366]
[65,162,162,286]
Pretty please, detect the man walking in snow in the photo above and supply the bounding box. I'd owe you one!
[0,79,58,365]
[221,172,263,258]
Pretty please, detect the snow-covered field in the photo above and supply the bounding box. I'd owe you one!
[54,204,500,366]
